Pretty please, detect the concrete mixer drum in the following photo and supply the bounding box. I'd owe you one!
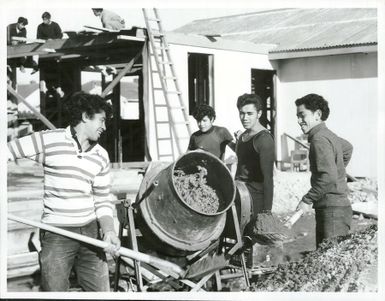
[134,151,236,256]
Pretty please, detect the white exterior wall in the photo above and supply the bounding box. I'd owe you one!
[147,43,274,160]
[275,52,377,178]
[146,44,378,178]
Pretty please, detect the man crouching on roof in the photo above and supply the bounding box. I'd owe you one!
[7,92,121,291]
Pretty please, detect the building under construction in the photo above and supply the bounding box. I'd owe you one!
[5,8,379,293]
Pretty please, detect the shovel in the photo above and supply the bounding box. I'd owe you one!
[8,213,185,279]
[284,209,304,229]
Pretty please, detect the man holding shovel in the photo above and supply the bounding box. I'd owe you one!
[7,92,120,291]
[295,93,353,248]
[232,93,290,245]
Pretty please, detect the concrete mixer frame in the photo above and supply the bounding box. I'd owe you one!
[114,198,210,291]
[113,196,251,292]
[110,151,263,291]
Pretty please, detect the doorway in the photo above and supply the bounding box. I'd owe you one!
[188,53,214,114]
[251,69,276,136]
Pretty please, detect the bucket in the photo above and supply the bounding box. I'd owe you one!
[135,151,235,256]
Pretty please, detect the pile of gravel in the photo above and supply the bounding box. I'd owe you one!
[252,224,378,292]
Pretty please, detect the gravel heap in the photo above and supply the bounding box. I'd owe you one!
[272,171,378,214]
[252,224,378,292]
[272,171,311,214]
[174,166,220,214]
[347,178,378,204]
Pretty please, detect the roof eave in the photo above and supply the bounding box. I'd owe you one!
[268,44,377,60]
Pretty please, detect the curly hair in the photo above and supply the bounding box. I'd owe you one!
[193,104,216,121]
[295,94,330,121]
[63,91,112,127]
[236,93,263,111]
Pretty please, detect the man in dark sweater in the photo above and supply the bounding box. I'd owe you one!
[188,104,234,160]
[37,12,63,40]
[234,94,275,238]
[7,17,28,45]
[295,93,353,248]
[7,17,38,74]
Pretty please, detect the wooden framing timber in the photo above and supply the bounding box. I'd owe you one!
[101,52,142,98]
[7,84,56,130]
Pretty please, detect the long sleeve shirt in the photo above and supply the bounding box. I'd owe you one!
[100,10,125,30]
[302,122,353,208]
[36,21,63,39]
[7,23,27,45]
[7,127,115,233]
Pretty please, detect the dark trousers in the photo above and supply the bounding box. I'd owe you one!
[315,206,352,247]
[39,220,110,292]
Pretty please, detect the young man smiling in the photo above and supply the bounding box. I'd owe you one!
[187,104,234,160]
[7,92,120,291]
[295,93,353,248]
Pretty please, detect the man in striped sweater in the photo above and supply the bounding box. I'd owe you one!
[8,92,120,291]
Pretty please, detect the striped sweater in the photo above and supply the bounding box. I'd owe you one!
[8,126,114,232]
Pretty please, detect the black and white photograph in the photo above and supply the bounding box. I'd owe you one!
[1,0,384,300]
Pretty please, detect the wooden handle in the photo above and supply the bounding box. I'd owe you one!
[8,214,184,278]
[284,209,304,229]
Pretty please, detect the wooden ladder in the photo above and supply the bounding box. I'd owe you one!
[143,8,192,161]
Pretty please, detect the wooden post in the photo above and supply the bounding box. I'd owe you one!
[101,52,141,98]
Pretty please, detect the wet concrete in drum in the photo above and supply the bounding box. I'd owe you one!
[173,166,220,214]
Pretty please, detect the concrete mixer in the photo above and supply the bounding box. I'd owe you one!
[114,150,285,291]
[134,150,236,256]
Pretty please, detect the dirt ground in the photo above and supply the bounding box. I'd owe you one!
[7,163,378,292]
[7,211,377,292]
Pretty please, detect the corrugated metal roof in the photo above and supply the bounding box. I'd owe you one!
[173,8,377,54]
[166,32,277,54]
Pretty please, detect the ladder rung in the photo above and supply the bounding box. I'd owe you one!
[166,91,182,94]
[159,154,174,158]
[147,18,161,22]
[156,121,190,125]
[150,30,164,36]
[159,61,173,65]
[153,88,182,95]
[154,46,169,51]
[155,104,186,110]
[157,137,172,141]
[163,76,177,80]
[173,121,190,125]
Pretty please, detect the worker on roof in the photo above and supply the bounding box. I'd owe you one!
[92,8,125,30]
[7,16,28,45]
[7,16,39,74]
[295,93,353,248]
[187,104,234,161]
[37,11,63,40]
[7,92,121,291]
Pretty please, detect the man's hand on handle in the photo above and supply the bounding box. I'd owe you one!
[103,231,121,257]
[296,198,311,212]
